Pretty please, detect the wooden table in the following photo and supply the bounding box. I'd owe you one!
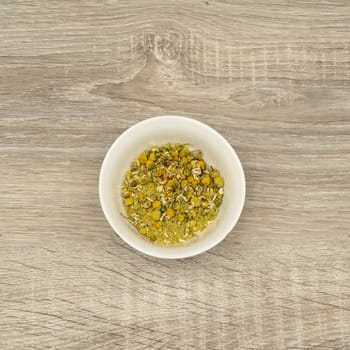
[1,1,350,349]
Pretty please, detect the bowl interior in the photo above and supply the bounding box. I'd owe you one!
[99,116,245,258]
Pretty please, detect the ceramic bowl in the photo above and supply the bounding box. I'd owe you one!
[99,115,245,259]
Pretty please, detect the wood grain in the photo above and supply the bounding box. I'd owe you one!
[1,1,350,349]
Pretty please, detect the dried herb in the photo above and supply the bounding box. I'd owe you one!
[121,143,224,245]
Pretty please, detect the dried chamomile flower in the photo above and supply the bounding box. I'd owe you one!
[120,143,224,245]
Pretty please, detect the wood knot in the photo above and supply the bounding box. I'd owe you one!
[141,32,182,65]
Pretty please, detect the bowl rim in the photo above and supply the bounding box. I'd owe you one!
[99,115,246,259]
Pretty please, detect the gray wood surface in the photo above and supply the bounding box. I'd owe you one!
[1,1,350,349]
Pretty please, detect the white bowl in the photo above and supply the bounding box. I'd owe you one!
[99,116,245,259]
